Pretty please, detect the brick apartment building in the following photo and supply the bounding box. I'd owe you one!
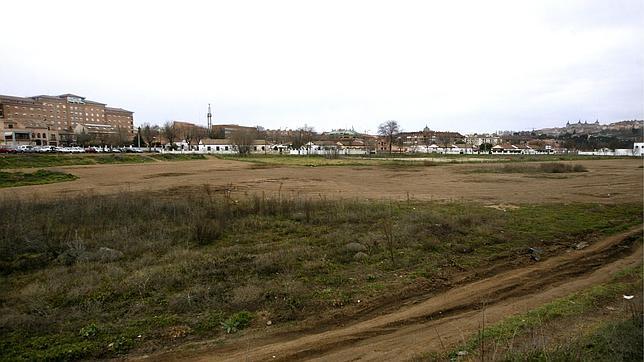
[0,93,134,146]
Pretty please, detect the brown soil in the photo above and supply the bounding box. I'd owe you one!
[2,158,642,203]
[140,227,642,362]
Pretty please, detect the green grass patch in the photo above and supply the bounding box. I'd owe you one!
[93,154,156,164]
[0,153,209,169]
[0,154,96,169]
[0,169,78,188]
[217,154,442,168]
[451,264,643,359]
[149,154,207,161]
[0,191,640,360]
[506,317,643,361]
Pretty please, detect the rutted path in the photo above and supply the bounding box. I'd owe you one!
[159,227,642,361]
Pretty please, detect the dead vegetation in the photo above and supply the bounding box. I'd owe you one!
[0,187,641,360]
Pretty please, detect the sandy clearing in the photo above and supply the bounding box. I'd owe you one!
[0,158,641,204]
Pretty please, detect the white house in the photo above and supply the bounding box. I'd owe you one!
[198,139,236,154]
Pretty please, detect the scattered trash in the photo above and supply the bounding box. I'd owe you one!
[528,247,543,261]
[606,306,616,311]
[266,320,272,326]
[575,242,589,250]
[457,350,468,356]
[623,295,634,300]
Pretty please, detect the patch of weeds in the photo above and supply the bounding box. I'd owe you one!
[79,323,100,339]
[221,311,254,333]
[94,154,154,164]
[469,162,588,174]
[0,169,77,188]
[450,265,643,359]
[505,317,643,361]
[150,154,207,161]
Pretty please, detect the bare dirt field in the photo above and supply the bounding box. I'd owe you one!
[1,158,642,204]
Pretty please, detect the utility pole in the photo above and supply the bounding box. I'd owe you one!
[137,126,141,148]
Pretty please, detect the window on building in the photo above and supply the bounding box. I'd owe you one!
[216,146,220,151]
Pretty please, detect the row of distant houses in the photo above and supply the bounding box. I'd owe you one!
[164,138,563,155]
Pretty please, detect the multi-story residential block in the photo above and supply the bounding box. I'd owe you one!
[0,93,134,145]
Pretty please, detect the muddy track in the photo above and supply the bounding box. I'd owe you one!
[155,227,643,362]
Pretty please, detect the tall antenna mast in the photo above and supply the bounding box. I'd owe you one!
[207,103,212,131]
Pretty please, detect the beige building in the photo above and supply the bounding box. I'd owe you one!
[0,93,134,145]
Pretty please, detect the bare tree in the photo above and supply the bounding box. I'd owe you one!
[162,121,179,150]
[231,128,257,155]
[141,123,160,151]
[182,126,209,151]
[115,126,130,147]
[378,120,400,154]
[191,126,208,150]
[291,124,315,152]
[76,130,94,147]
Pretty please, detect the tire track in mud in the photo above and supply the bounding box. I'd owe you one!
[160,227,643,362]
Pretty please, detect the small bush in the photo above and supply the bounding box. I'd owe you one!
[192,219,224,245]
[79,323,99,339]
[221,311,253,333]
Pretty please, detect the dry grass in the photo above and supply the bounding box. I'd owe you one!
[0,189,641,360]
[471,162,589,174]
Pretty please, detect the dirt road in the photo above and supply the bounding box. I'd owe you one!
[1,158,642,204]
[150,227,641,361]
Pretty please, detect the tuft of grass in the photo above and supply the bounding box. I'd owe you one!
[0,169,78,188]
[220,311,254,333]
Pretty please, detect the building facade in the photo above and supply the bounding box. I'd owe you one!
[0,93,134,146]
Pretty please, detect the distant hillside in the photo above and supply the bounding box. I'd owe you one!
[536,120,643,138]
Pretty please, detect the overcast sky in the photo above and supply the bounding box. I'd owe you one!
[1,0,642,133]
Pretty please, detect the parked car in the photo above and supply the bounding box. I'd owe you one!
[84,147,98,153]
[37,146,57,153]
[0,145,17,153]
[16,145,35,153]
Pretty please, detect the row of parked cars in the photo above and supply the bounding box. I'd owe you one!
[0,145,145,154]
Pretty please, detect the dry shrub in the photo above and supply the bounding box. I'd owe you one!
[231,282,265,308]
